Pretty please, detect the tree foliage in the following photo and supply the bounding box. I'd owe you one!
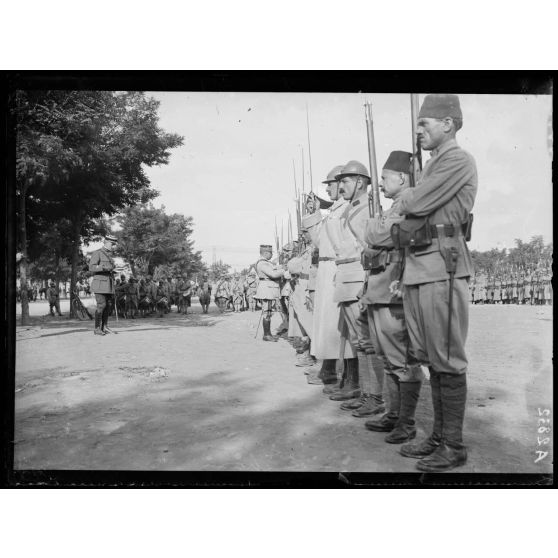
[15,90,183,322]
[114,204,205,278]
[471,235,553,275]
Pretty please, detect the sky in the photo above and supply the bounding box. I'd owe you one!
[140,92,553,271]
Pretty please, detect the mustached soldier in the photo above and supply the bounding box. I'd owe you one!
[395,94,477,472]
[360,151,425,440]
[254,244,285,342]
[329,161,385,405]
[302,165,357,389]
[89,234,118,335]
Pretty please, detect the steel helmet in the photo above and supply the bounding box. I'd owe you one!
[322,165,345,184]
[335,160,370,180]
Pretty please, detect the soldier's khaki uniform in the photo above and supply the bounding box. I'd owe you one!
[303,199,356,362]
[89,245,116,333]
[360,188,424,440]
[397,95,477,472]
[255,247,285,341]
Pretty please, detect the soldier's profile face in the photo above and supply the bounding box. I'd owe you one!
[326,180,340,200]
[416,117,446,150]
[380,170,403,199]
[339,176,357,200]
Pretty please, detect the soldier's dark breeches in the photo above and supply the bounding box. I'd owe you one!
[95,293,114,327]
[402,279,469,375]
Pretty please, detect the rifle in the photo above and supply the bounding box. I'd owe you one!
[410,94,422,187]
[364,101,382,218]
[306,103,314,193]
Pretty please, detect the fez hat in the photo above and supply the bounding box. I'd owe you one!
[419,94,462,120]
[383,151,412,174]
[105,234,118,242]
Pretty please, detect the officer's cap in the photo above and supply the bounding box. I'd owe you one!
[418,94,462,120]
[260,244,273,251]
[383,151,412,174]
[105,234,118,243]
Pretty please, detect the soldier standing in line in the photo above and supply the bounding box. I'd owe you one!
[125,277,139,319]
[328,160,385,405]
[115,274,128,317]
[394,94,477,472]
[46,280,63,316]
[88,234,118,335]
[302,166,357,390]
[254,244,285,342]
[214,273,231,313]
[276,243,294,338]
[231,273,245,312]
[162,277,172,313]
[245,266,258,311]
[288,231,318,380]
[358,151,425,440]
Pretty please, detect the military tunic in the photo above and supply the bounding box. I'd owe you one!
[89,248,115,294]
[399,138,477,375]
[302,199,356,360]
[361,196,423,382]
[254,259,283,301]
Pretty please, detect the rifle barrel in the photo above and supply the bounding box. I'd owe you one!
[364,102,381,218]
[410,94,422,187]
[306,103,314,192]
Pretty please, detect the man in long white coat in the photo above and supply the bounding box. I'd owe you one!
[301,166,356,389]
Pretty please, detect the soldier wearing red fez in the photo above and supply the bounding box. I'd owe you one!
[88,234,118,335]
[394,94,477,471]
[254,244,285,341]
[360,151,425,440]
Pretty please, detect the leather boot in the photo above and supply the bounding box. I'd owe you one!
[340,351,369,409]
[416,373,467,472]
[385,381,421,444]
[352,394,385,417]
[94,311,105,335]
[329,358,360,401]
[318,359,338,384]
[296,350,315,367]
[365,373,400,431]
[400,370,443,458]
[262,317,278,342]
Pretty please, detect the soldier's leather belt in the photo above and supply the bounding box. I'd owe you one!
[335,257,360,265]
[258,277,277,281]
[95,271,113,276]
[318,256,335,261]
[429,223,464,238]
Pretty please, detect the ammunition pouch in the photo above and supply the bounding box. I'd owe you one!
[391,217,432,250]
[361,248,388,272]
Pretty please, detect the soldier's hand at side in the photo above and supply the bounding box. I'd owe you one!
[389,280,402,298]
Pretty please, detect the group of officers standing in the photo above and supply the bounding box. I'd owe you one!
[254,93,477,472]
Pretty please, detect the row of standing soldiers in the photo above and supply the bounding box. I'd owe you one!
[254,94,477,472]
[470,271,552,304]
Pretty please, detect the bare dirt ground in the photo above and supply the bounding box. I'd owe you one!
[13,297,553,473]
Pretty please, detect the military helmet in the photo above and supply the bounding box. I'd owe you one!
[335,160,370,180]
[322,165,345,184]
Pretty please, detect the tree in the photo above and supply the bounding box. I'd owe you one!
[115,204,205,278]
[15,90,183,322]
